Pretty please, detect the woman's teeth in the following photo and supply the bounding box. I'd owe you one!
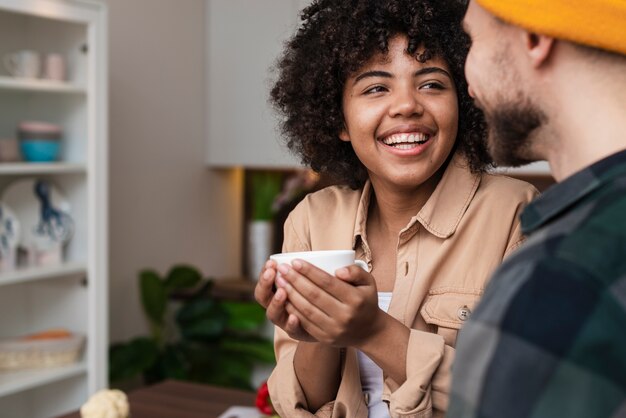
[394,143,420,150]
[381,133,430,147]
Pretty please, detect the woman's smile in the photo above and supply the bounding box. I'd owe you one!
[378,125,435,156]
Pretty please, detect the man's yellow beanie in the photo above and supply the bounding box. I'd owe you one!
[476,0,626,56]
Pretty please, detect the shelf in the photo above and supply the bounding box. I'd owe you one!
[0,163,86,175]
[0,76,86,95]
[0,361,86,398]
[0,262,87,287]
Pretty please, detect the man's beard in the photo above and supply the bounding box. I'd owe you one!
[483,96,547,167]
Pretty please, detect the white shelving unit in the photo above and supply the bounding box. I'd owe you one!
[0,261,86,287]
[0,162,86,175]
[0,75,86,94]
[0,361,87,398]
[0,1,107,417]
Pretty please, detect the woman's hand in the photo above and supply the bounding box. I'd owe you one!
[276,260,385,348]
[254,260,317,342]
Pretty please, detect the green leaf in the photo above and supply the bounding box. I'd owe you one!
[190,350,254,390]
[109,337,159,382]
[160,344,189,380]
[220,335,276,363]
[251,172,282,220]
[164,265,202,293]
[140,270,166,326]
[180,341,219,367]
[176,299,229,341]
[222,301,267,331]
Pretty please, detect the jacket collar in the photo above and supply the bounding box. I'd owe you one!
[352,152,481,246]
[521,149,626,234]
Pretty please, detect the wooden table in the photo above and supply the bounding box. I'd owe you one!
[57,380,257,418]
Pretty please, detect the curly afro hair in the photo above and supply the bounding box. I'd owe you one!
[270,0,492,189]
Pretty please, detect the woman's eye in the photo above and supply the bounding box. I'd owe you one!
[421,82,445,90]
[363,85,387,95]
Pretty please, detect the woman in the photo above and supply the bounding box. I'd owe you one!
[254,0,538,417]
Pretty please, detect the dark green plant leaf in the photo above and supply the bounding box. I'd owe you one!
[140,270,166,326]
[161,343,189,380]
[222,301,267,331]
[189,349,254,390]
[180,340,219,366]
[143,344,190,385]
[251,172,282,220]
[109,337,159,382]
[220,335,276,363]
[143,354,165,385]
[164,265,203,293]
[176,299,228,341]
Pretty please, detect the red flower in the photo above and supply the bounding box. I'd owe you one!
[255,381,275,416]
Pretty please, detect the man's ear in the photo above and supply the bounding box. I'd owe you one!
[525,32,555,68]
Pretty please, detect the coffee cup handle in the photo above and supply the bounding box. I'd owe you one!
[355,260,369,272]
[3,53,17,76]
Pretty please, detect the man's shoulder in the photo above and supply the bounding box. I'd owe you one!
[482,185,625,308]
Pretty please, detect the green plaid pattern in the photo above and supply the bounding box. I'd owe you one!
[449,150,626,418]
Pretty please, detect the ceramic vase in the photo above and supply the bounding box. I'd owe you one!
[247,220,274,281]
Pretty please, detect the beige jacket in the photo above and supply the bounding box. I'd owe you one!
[268,156,538,418]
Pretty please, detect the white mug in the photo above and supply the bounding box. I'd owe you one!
[43,53,66,81]
[270,250,368,276]
[3,50,40,79]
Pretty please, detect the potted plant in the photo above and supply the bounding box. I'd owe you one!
[109,264,275,390]
[247,172,282,279]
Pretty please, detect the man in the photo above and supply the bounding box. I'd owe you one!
[449,1,626,417]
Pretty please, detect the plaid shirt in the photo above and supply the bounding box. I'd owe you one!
[449,150,626,418]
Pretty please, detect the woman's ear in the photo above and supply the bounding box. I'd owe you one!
[339,127,350,142]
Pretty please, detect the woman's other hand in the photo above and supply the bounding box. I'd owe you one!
[254,260,278,309]
[255,260,317,342]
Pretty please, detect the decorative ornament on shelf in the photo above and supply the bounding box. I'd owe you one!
[255,381,279,417]
[0,202,20,272]
[34,179,74,243]
[1,178,74,268]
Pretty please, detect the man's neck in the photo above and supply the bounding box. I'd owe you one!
[540,62,626,181]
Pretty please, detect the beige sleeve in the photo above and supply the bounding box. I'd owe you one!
[504,183,539,257]
[267,210,333,417]
[385,330,447,417]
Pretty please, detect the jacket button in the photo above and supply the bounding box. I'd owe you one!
[458,305,471,321]
[364,392,370,406]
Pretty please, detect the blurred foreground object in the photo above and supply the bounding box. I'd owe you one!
[80,389,129,418]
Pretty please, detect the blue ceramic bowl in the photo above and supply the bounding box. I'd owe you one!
[20,140,60,162]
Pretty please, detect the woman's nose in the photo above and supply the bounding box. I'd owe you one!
[389,89,424,118]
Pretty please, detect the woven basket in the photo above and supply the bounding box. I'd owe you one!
[0,334,85,370]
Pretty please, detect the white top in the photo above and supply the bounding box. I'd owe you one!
[357,292,393,418]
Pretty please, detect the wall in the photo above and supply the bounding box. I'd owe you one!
[104,0,243,343]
